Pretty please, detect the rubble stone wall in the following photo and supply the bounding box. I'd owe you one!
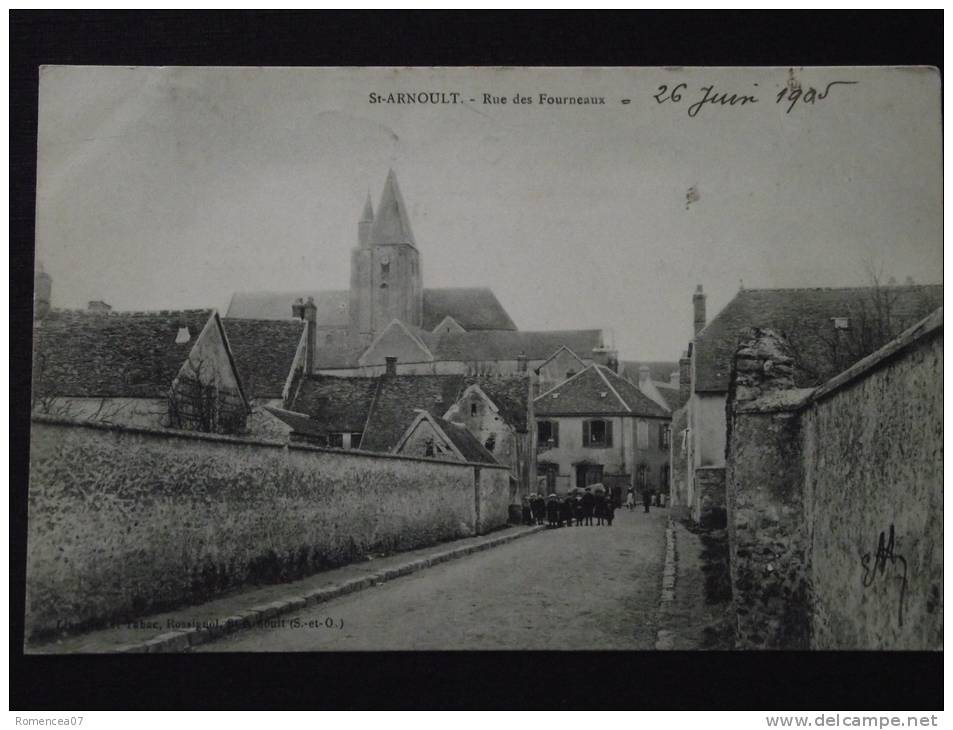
[726,312,942,649]
[26,416,508,639]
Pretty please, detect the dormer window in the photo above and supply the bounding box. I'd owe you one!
[832,317,850,330]
[175,327,191,344]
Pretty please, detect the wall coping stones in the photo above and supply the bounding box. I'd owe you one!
[30,412,510,472]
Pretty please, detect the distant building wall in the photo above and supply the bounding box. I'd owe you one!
[669,406,690,514]
[725,312,942,650]
[26,416,510,639]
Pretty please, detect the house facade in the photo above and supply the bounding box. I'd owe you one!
[534,364,670,504]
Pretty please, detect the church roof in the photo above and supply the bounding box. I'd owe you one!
[422,288,517,331]
[620,361,679,384]
[32,308,225,399]
[432,329,603,362]
[694,285,943,393]
[221,318,305,399]
[369,169,416,247]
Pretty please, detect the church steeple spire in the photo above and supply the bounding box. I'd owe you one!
[358,191,374,247]
[360,191,374,222]
[370,168,416,247]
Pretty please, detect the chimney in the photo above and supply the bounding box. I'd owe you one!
[291,297,305,320]
[303,296,317,375]
[693,284,707,336]
[606,351,619,373]
[87,300,112,312]
[669,370,680,388]
[516,353,528,373]
[679,349,691,403]
[34,267,51,320]
[385,356,397,377]
[638,365,651,384]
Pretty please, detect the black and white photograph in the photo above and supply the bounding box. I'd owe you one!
[23,63,942,656]
[10,11,945,713]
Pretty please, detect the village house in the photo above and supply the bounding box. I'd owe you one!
[392,409,500,466]
[32,304,250,435]
[671,282,943,522]
[533,363,670,505]
[225,169,616,377]
[265,365,535,495]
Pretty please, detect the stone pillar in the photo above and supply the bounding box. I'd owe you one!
[725,327,811,649]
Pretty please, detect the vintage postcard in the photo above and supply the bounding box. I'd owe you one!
[27,66,942,654]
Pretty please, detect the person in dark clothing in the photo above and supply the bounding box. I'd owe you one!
[546,496,559,527]
[642,488,651,513]
[535,494,547,525]
[605,497,615,526]
[573,494,584,526]
[594,491,607,526]
[559,496,572,527]
[581,488,595,526]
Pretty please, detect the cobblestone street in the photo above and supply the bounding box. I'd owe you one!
[198,507,669,651]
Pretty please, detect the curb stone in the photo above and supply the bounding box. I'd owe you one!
[655,517,678,650]
[113,524,546,653]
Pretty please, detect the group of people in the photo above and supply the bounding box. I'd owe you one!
[522,487,616,528]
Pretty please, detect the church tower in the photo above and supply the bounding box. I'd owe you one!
[348,170,423,340]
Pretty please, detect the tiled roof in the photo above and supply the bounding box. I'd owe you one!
[291,375,380,432]
[421,288,517,331]
[263,407,327,438]
[222,318,304,399]
[360,375,468,452]
[433,329,603,362]
[694,285,943,392]
[620,360,679,384]
[225,290,350,326]
[32,309,218,398]
[534,365,670,418]
[289,373,531,450]
[226,287,517,333]
[655,383,690,412]
[432,416,499,465]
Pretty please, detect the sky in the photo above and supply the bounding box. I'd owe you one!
[36,66,942,361]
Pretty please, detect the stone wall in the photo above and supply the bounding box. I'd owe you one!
[693,466,727,528]
[804,314,943,650]
[725,311,942,650]
[26,416,509,639]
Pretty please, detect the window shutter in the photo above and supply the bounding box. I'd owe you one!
[582,420,590,447]
[552,421,559,448]
[605,420,613,447]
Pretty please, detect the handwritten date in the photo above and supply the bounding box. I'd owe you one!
[652,80,857,117]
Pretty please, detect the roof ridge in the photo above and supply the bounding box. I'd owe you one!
[595,365,631,411]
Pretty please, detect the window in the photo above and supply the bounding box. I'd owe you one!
[583,419,613,448]
[637,420,649,449]
[328,433,344,448]
[349,432,363,449]
[660,424,671,450]
[484,434,496,452]
[470,402,479,417]
[660,464,671,489]
[381,261,390,276]
[425,439,435,457]
[537,420,559,449]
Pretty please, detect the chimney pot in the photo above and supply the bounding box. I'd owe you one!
[638,365,651,383]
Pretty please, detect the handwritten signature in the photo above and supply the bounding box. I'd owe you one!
[860,524,908,627]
